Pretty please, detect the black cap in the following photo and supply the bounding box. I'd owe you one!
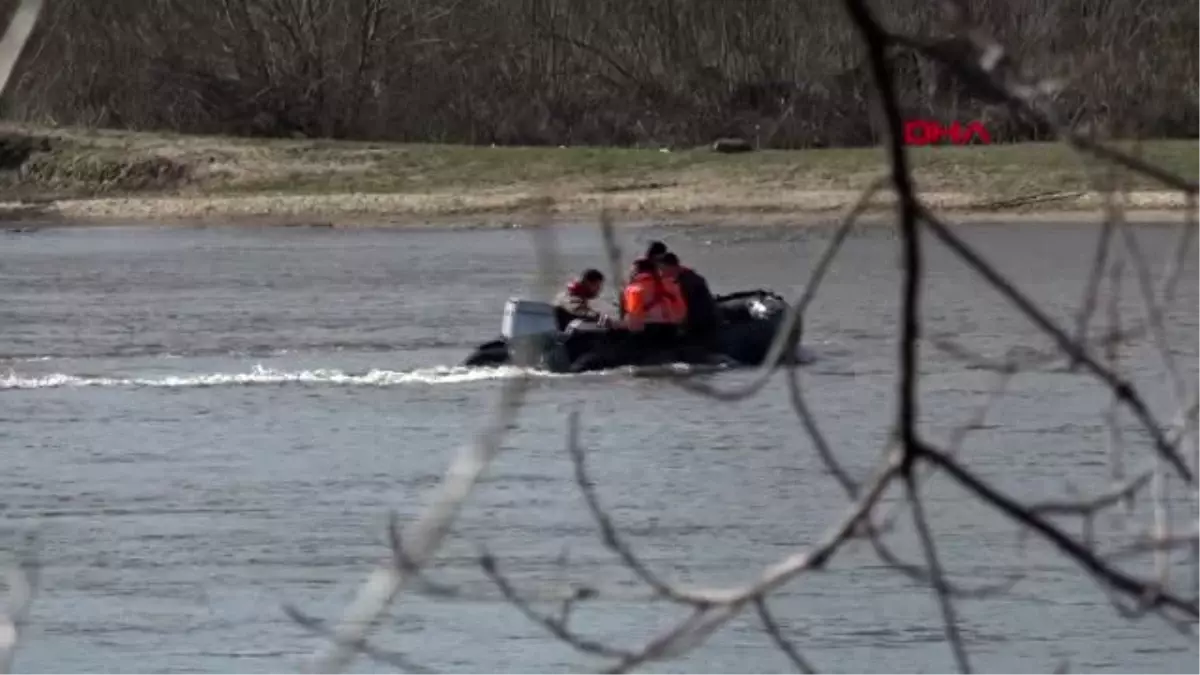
[632,257,657,273]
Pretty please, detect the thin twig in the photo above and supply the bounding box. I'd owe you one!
[1114,215,1186,586]
[284,605,438,674]
[565,410,695,605]
[0,0,42,96]
[919,206,1194,483]
[916,440,1199,618]
[783,361,858,494]
[669,177,886,401]
[903,467,971,673]
[478,550,633,660]
[1072,216,1116,354]
[1104,253,1129,495]
[931,324,1152,375]
[753,596,818,674]
[0,558,37,675]
[1028,468,1153,516]
[840,0,924,465]
[0,6,45,667]
[604,458,903,669]
[303,202,562,673]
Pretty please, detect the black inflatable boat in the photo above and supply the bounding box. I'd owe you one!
[462,289,802,374]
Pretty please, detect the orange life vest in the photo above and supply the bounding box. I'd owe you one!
[623,271,685,328]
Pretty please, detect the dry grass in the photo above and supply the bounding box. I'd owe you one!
[0,124,1194,226]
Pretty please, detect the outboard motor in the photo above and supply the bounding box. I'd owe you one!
[500,298,566,368]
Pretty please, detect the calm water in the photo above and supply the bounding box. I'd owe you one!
[1,220,1197,674]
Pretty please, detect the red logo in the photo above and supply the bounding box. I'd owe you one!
[903,120,992,146]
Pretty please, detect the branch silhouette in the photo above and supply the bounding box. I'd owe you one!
[0,0,1190,672]
[448,2,1200,667]
[291,0,1197,671]
[0,2,44,671]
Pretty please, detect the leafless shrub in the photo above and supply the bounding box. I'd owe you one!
[286,1,1197,673]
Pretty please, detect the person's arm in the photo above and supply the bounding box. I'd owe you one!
[560,294,602,321]
[698,276,716,303]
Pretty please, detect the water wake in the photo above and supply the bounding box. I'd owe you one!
[0,364,569,391]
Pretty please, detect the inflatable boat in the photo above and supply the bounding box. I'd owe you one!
[462,289,802,374]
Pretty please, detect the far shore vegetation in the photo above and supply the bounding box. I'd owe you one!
[0,126,1192,225]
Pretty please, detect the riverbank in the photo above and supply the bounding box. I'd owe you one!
[0,125,1194,228]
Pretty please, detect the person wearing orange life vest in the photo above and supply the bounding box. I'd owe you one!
[631,240,686,325]
[616,241,669,317]
[622,257,685,352]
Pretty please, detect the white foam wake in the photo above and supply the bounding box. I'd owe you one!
[0,364,569,391]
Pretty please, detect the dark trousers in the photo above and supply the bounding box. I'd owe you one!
[626,323,681,357]
[682,321,718,348]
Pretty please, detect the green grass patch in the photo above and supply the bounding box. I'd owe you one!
[1,124,1195,201]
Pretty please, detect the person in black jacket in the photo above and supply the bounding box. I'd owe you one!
[645,240,668,264]
[658,252,720,349]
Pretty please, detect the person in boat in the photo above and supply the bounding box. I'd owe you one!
[553,268,620,332]
[645,240,668,264]
[658,252,720,349]
[622,257,686,355]
[617,240,670,316]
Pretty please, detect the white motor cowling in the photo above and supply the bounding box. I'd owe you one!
[501,298,558,340]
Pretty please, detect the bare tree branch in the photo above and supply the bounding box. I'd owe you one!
[301,199,563,673]
[915,440,1199,619]
[479,550,633,660]
[753,596,818,674]
[918,206,1194,483]
[669,177,887,401]
[565,410,700,605]
[0,554,38,675]
[285,604,437,674]
[906,472,971,673]
[0,0,41,95]
[0,3,44,670]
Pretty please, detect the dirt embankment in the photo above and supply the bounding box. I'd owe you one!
[0,126,1194,229]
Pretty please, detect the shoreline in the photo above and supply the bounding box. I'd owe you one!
[0,125,1194,230]
[1,189,1191,230]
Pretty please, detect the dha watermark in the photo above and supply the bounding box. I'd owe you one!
[903,120,993,146]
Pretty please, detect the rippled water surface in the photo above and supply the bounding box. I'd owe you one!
[1,220,1197,673]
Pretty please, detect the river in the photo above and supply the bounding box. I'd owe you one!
[1,219,1197,673]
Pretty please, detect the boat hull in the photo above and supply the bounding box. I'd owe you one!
[463,289,801,374]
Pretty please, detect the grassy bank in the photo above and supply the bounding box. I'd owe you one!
[0,125,1195,227]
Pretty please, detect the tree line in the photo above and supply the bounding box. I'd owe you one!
[0,0,1195,148]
